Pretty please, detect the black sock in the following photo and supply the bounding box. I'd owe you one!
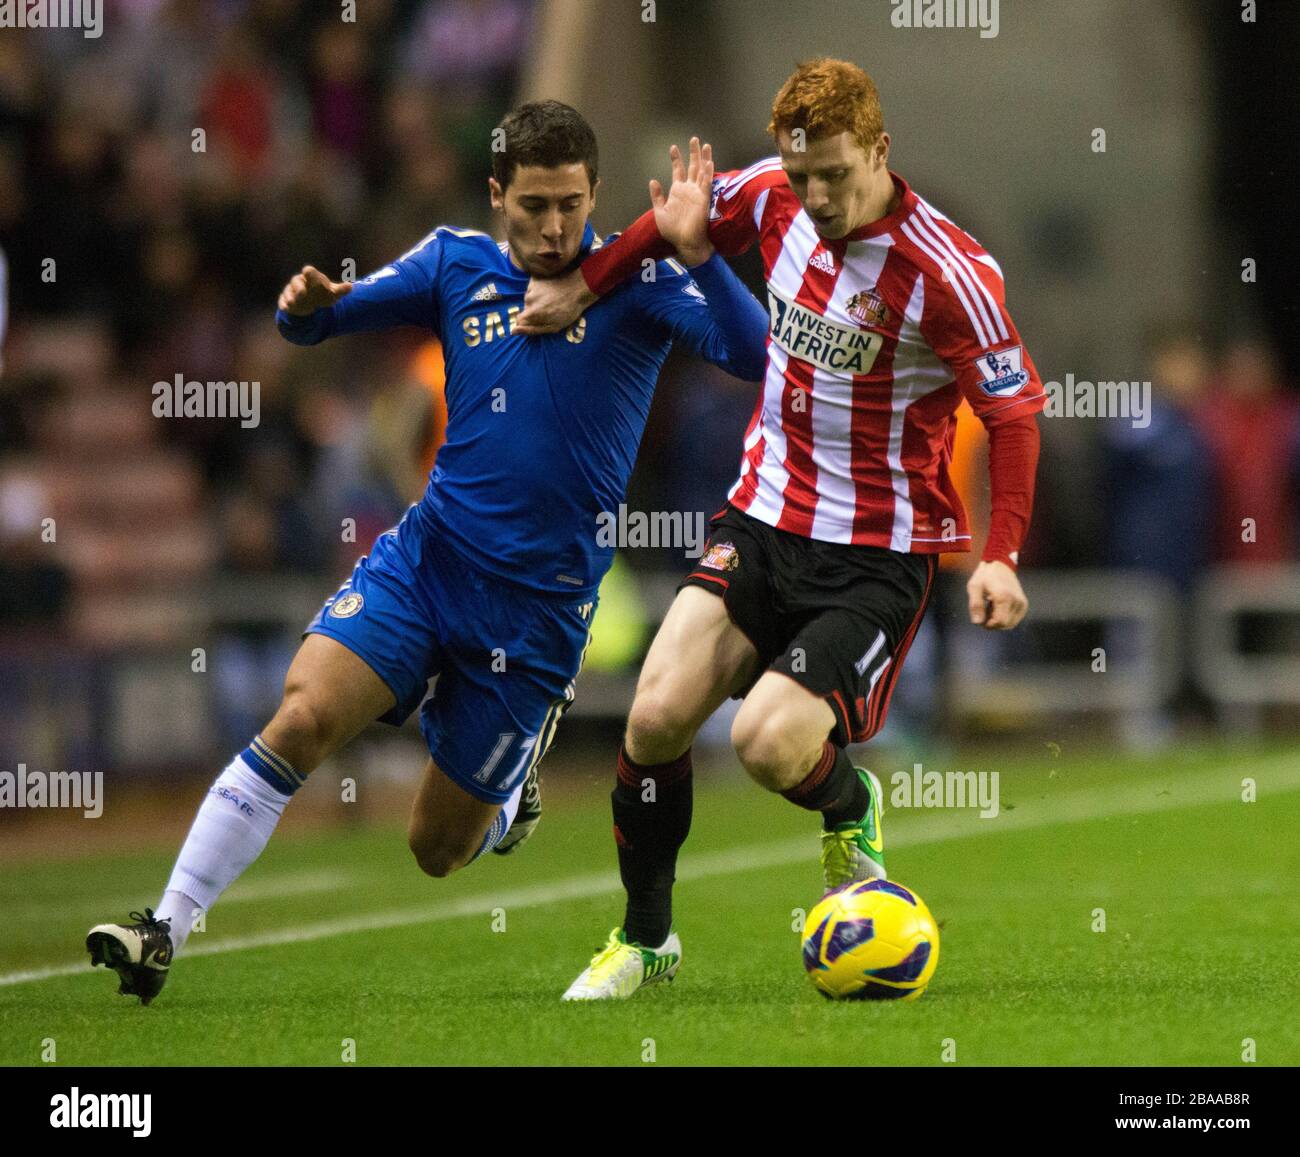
[781,741,868,830]
[612,744,693,947]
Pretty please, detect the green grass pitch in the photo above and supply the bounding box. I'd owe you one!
[2,741,1297,1066]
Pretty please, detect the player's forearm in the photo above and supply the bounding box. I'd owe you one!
[276,306,337,346]
[278,253,435,344]
[580,211,675,296]
[277,280,424,345]
[687,252,770,382]
[982,412,1040,568]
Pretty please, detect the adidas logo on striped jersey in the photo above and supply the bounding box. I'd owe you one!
[809,248,837,275]
[471,282,502,302]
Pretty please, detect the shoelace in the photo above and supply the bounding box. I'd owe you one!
[586,933,637,981]
[821,829,860,877]
[128,908,171,934]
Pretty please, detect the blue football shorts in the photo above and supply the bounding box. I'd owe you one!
[305,506,596,804]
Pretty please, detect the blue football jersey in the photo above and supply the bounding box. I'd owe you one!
[277,222,767,596]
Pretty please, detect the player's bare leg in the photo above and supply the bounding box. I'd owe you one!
[407,756,523,878]
[563,586,758,1001]
[733,669,887,890]
[624,585,760,764]
[258,633,398,773]
[87,633,396,1004]
[730,671,836,792]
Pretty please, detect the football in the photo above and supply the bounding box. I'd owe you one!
[801,879,940,1001]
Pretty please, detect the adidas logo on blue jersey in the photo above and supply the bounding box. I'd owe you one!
[471,282,502,302]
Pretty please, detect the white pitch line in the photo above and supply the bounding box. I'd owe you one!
[3,754,1297,989]
[224,869,353,902]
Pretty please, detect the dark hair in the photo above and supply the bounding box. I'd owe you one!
[491,100,598,192]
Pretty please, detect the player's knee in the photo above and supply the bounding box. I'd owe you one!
[731,705,810,791]
[407,829,472,879]
[265,687,337,771]
[625,687,693,764]
[411,849,463,879]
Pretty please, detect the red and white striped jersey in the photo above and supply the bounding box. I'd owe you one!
[708,158,1045,553]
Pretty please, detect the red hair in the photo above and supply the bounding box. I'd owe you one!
[769,58,884,152]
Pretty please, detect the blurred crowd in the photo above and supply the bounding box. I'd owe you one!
[0,0,530,638]
[1101,328,1300,585]
[0,1,1297,756]
[1096,327,1300,738]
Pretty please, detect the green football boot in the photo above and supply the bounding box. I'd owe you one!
[819,767,887,891]
[561,927,681,1001]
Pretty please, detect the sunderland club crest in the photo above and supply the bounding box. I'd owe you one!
[700,541,740,572]
[846,289,889,328]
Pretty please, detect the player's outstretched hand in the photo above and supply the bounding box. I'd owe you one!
[650,136,715,267]
[278,265,352,316]
[967,559,1029,630]
[514,268,596,335]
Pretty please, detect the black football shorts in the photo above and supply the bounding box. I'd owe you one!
[679,503,937,747]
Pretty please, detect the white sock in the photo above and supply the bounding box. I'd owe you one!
[472,782,524,860]
[155,889,203,955]
[502,781,523,830]
[157,753,293,954]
